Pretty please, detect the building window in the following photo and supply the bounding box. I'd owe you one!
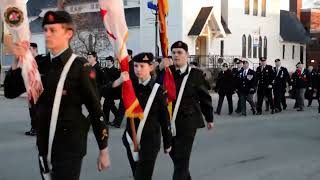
[300,46,304,63]
[261,0,266,17]
[248,35,252,58]
[263,36,267,58]
[292,45,295,59]
[245,0,250,14]
[242,35,247,58]
[253,45,257,58]
[282,45,286,59]
[258,36,262,58]
[253,0,258,16]
[220,40,224,57]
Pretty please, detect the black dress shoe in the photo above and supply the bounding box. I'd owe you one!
[235,110,241,114]
[283,106,287,110]
[252,111,256,115]
[25,129,36,136]
[241,113,247,116]
[297,108,304,112]
[271,110,275,114]
[214,112,221,115]
[256,112,262,115]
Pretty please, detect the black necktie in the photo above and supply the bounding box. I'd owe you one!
[176,69,181,75]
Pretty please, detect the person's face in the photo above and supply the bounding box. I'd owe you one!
[243,63,249,69]
[260,61,267,66]
[44,24,73,51]
[172,48,188,68]
[106,60,113,67]
[297,64,303,69]
[222,66,228,71]
[237,63,243,68]
[275,61,281,67]
[134,62,153,80]
[87,55,96,64]
[308,66,313,71]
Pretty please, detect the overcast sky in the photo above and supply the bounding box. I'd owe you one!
[281,0,320,10]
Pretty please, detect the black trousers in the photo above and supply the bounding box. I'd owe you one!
[169,130,196,180]
[113,99,125,126]
[305,88,315,106]
[103,98,119,123]
[257,87,274,113]
[123,134,159,180]
[240,93,256,115]
[39,156,83,180]
[274,89,286,111]
[216,93,233,114]
[28,103,37,130]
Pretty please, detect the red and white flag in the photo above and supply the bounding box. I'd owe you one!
[1,0,43,104]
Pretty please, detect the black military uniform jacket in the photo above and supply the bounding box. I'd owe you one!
[92,62,105,97]
[4,48,108,158]
[124,80,172,153]
[215,69,235,95]
[273,66,290,90]
[291,68,309,89]
[232,67,243,79]
[102,65,121,99]
[237,68,257,94]
[307,69,317,89]
[256,65,275,88]
[167,65,214,132]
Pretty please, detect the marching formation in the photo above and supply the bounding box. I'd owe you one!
[215,57,320,116]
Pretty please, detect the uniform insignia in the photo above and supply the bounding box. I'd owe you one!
[48,14,55,22]
[101,129,108,140]
[4,7,24,28]
[99,116,104,122]
[89,70,96,79]
[143,55,149,61]
[247,75,253,80]
[266,70,268,72]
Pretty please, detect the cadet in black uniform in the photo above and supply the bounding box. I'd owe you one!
[305,65,317,106]
[119,52,172,180]
[87,51,104,98]
[161,41,214,180]
[4,11,110,180]
[215,63,235,115]
[25,42,42,136]
[101,56,121,124]
[256,57,275,115]
[316,65,320,113]
[237,61,257,116]
[291,62,309,111]
[232,59,244,114]
[273,59,290,112]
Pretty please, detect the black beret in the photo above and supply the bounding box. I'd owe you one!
[132,52,154,64]
[222,63,228,67]
[171,41,188,52]
[259,57,267,61]
[105,56,114,62]
[87,51,97,56]
[274,59,281,62]
[42,11,73,27]
[30,43,38,48]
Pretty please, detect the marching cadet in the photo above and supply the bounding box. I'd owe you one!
[256,57,275,115]
[87,51,104,98]
[232,58,244,114]
[305,65,317,107]
[290,62,309,111]
[161,41,214,180]
[4,11,110,179]
[273,59,290,112]
[237,61,257,116]
[25,42,42,136]
[101,56,121,125]
[215,63,235,115]
[116,52,172,180]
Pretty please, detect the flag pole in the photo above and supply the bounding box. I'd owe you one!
[129,117,139,152]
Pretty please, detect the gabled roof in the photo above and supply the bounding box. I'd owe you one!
[188,7,213,36]
[280,10,310,44]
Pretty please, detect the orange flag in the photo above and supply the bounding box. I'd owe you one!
[99,0,143,119]
[158,0,176,119]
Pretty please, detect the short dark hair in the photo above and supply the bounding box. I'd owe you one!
[30,43,38,48]
[127,49,133,56]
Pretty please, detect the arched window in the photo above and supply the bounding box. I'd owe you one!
[245,0,250,14]
[248,35,252,58]
[242,35,247,58]
[263,36,268,58]
[262,0,266,17]
[253,0,258,16]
